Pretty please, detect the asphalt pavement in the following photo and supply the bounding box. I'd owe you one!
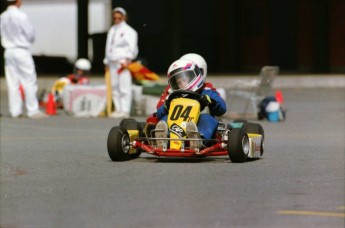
[0,75,344,227]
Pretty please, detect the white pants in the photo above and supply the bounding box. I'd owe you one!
[109,61,132,114]
[4,48,40,117]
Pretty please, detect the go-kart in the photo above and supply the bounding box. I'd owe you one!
[107,90,264,163]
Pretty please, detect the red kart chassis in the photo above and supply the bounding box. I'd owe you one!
[108,90,264,162]
[132,137,229,157]
[107,118,264,163]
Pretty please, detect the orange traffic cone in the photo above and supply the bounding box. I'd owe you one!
[275,90,284,104]
[46,93,57,115]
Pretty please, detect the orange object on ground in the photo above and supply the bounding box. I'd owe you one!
[46,93,57,115]
[275,90,284,104]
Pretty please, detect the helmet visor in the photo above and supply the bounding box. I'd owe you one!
[169,70,196,91]
[168,64,201,91]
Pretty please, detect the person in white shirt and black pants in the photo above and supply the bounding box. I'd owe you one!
[104,7,138,118]
[0,0,48,118]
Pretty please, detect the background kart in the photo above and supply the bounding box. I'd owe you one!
[107,91,265,163]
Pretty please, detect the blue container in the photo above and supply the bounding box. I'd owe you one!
[267,111,279,122]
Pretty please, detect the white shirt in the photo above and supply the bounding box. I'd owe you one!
[0,6,35,49]
[105,21,138,63]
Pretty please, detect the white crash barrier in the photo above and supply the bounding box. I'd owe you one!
[62,84,157,117]
[63,85,107,117]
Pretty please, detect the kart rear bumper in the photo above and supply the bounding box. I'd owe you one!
[132,140,228,157]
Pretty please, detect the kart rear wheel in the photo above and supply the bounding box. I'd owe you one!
[228,128,250,163]
[245,123,264,155]
[107,126,131,161]
[120,118,139,130]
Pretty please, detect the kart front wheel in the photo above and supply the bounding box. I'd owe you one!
[107,126,131,161]
[227,128,250,163]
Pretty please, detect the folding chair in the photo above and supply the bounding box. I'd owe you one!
[228,66,279,118]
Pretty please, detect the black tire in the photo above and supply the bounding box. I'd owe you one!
[107,126,131,161]
[245,123,265,156]
[228,128,250,163]
[120,118,139,130]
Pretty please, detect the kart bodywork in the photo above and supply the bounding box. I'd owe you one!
[107,91,264,163]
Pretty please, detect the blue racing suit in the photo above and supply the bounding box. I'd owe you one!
[156,88,227,139]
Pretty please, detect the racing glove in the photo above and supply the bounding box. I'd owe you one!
[200,94,212,107]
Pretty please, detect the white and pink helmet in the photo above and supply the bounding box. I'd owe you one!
[180,53,207,81]
[167,59,204,92]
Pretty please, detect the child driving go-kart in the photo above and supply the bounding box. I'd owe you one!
[107,56,265,163]
[155,58,227,147]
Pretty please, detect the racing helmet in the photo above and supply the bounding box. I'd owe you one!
[74,58,91,75]
[180,53,207,81]
[167,59,204,92]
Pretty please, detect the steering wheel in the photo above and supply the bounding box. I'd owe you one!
[165,90,204,110]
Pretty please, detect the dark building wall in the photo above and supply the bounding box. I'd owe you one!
[268,1,298,71]
[238,0,270,71]
[297,1,314,72]
[1,0,344,75]
[110,0,171,73]
[110,0,344,74]
[329,1,345,71]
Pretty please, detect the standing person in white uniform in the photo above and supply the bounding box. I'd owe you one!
[104,7,138,118]
[0,0,48,118]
